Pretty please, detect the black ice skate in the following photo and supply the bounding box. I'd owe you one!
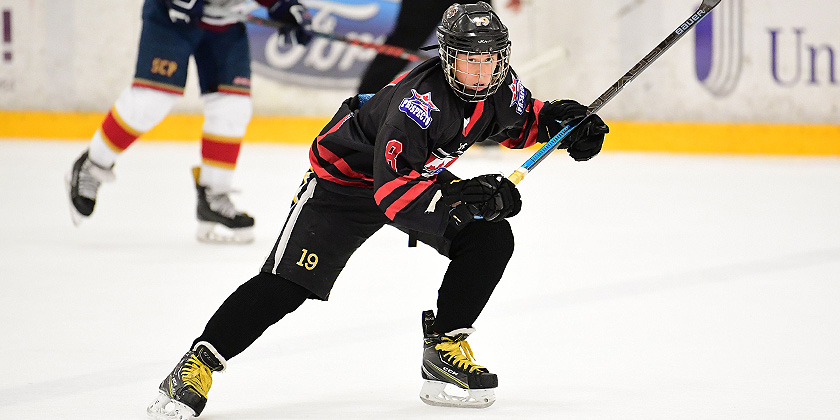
[419,310,498,408]
[147,341,226,420]
[64,150,115,226]
[193,167,255,244]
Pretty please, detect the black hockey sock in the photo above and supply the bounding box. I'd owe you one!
[433,220,514,334]
[194,272,310,360]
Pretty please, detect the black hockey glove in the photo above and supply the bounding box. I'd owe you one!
[165,0,205,24]
[440,175,522,225]
[538,99,610,161]
[268,0,313,46]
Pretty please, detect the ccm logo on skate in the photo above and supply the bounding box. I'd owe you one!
[443,367,459,376]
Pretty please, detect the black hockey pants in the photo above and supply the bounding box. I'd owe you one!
[194,220,514,360]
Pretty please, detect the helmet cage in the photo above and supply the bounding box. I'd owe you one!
[438,44,511,102]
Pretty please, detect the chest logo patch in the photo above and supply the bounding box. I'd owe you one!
[399,89,439,129]
[509,76,526,115]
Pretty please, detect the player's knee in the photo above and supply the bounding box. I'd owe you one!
[113,86,179,132]
[202,92,253,137]
[241,272,310,312]
[450,220,515,261]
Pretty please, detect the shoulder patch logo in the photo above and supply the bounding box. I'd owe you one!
[509,76,526,115]
[399,89,439,129]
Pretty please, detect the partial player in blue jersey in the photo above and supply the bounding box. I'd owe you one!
[65,0,312,243]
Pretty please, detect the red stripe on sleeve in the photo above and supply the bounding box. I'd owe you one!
[501,99,544,149]
[308,148,371,188]
[373,170,423,204]
[383,178,435,220]
[315,141,372,181]
[386,71,411,87]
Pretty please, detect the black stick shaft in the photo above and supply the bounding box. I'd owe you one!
[244,15,430,62]
[508,0,723,184]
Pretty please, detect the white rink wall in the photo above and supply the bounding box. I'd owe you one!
[1,0,838,123]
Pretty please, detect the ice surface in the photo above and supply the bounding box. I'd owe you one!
[1,139,839,419]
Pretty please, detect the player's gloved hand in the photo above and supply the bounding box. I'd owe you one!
[480,176,521,221]
[440,174,522,224]
[166,0,205,24]
[267,0,313,46]
[538,99,609,161]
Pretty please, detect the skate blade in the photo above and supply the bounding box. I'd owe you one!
[147,392,197,420]
[196,221,254,244]
[419,380,496,409]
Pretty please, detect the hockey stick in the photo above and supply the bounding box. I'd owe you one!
[243,14,429,61]
[507,0,723,185]
[204,3,432,63]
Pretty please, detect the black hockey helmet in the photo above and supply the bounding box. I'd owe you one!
[436,2,511,102]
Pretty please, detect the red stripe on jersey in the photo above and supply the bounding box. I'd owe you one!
[101,109,140,151]
[201,136,242,167]
[199,22,235,32]
[316,113,352,142]
[374,170,426,203]
[462,101,485,137]
[308,148,371,188]
[384,180,434,220]
[373,172,414,205]
[311,113,374,185]
[386,71,410,87]
[375,171,434,220]
[316,141,372,181]
[501,99,544,149]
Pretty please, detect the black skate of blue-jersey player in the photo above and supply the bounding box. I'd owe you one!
[148,2,610,418]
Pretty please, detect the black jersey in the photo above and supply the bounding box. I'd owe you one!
[309,57,546,236]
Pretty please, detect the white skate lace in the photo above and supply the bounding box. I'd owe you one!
[207,190,241,219]
[77,159,114,200]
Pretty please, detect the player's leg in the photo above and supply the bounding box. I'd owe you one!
[66,1,196,225]
[410,220,514,333]
[404,220,514,408]
[150,171,387,418]
[148,273,309,420]
[191,24,255,243]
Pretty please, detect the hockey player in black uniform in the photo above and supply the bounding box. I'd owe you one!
[147,2,609,418]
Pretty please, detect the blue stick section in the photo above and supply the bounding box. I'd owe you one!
[522,119,579,172]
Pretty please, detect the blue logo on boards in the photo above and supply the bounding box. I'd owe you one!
[247,0,401,89]
[246,0,436,89]
[694,0,743,96]
[399,89,439,129]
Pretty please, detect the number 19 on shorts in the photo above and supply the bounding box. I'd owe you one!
[297,249,318,270]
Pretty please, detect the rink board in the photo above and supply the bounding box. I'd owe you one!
[1,111,839,156]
